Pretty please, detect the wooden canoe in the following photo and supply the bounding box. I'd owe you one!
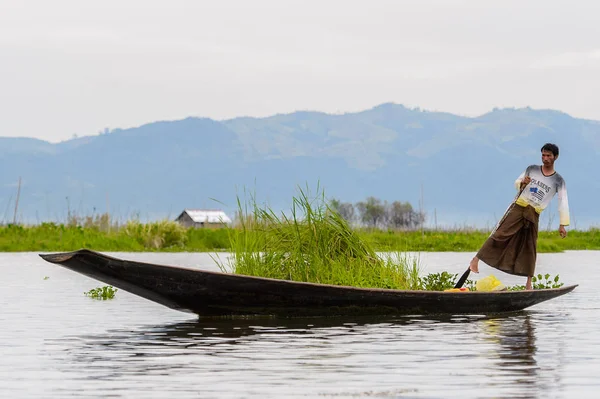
[40,249,577,317]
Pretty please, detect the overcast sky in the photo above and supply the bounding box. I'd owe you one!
[1,0,599,142]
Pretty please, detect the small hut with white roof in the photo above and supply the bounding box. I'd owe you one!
[175,209,232,229]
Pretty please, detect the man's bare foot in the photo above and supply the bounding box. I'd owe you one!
[526,277,533,290]
[469,257,479,273]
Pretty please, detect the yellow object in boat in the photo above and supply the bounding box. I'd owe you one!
[476,275,506,292]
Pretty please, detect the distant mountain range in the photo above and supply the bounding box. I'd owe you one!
[1,103,599,229]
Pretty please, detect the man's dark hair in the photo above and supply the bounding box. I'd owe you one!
[541,143,559,157]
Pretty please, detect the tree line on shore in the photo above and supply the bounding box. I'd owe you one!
[329,197,425,230]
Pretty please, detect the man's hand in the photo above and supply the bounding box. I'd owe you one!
[559,225,567,238]
[520,176,532,189]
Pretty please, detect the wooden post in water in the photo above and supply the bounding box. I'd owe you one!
[106,192,110,233]
[419,183,424,238]
[3,195,13,225]
[13,177,22,225]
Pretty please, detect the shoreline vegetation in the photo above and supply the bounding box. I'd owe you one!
[5,181,598,253]
[1,220,598,253]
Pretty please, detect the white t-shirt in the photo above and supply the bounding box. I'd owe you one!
[515,165,570,226]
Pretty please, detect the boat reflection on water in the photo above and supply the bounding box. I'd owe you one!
[481,313,538,377]
[477,311,569,395]
[43,311,573,397]
[50,312,549,364]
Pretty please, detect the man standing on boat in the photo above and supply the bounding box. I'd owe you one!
[468,143,570,290]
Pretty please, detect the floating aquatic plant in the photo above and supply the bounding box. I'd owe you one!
[84,285,118,300]
[507,274,564,291]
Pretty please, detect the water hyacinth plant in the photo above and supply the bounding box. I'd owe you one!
[217,186,421,290]
[507,273,564,291]
[84,285,118,300]
[418,271,459,291]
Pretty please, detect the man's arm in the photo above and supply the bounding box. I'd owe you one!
[515,168,531,190]
[558,180,570,238]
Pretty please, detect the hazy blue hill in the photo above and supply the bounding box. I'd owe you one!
[0,137,56,155]
[1,104,599,228]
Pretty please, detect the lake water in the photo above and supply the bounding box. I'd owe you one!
[1,251,598,398]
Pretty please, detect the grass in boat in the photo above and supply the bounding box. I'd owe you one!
[216,185,421,290]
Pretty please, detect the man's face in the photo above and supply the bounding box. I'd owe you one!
[541,150,556,166]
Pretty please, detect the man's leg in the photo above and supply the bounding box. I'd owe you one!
[469,256,479,273]
[526,276,532,290]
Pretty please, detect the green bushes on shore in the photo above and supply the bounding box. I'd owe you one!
[0,221,230,252]
[1,221,599,253]
[358,228,600,253]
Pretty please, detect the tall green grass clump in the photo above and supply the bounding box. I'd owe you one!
[217,186,421,290]
[121,220,187,249]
